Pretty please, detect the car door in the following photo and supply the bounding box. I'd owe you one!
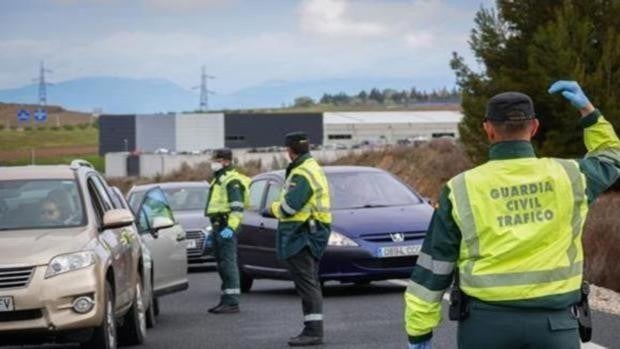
[262,179,285,269]
[238,179,269,270]
[137,187,188,294]
[86,174,132,309]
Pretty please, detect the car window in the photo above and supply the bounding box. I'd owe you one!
[87,178,107,223]
[89,175,114,211]
[0,179,86,230]
[248,180,268,211]
[137,187,175,232]
[127,191,145,213]
[265,182,283,210]
[109,187,128,210]
[328,172,422,210]
[162,186,209,211]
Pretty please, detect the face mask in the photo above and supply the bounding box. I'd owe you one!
[210,162,223,172]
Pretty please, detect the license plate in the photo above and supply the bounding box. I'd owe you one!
[187,239,197,249]
[378,245,421,258]
[0,296,14,312]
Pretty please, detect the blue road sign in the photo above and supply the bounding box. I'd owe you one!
[17,109,30,122]
[34,108,47,122]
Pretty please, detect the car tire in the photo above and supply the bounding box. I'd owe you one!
[240,268,253,293]
[153,296,160,317]
[81,281,117,349]
[146,286,156,329]
[119,274,147,346]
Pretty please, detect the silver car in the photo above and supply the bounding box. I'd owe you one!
[110,186,188,322]
[127,182,213,266]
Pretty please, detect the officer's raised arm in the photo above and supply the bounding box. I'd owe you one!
[549,80,620,202]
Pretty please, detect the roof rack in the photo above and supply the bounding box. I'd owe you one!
[70,159,94,170]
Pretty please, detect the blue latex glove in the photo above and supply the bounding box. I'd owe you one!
[408,340,431,349]
[219,227,234,239]
[548,80,591,109]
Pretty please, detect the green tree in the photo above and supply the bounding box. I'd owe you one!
[294,96,315,108]
[452,0,620,164]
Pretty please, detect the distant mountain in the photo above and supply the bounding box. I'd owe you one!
[0,77,197,114]
[0,76,453,113]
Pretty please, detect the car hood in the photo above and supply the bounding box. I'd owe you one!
[0,227,93,266]
[173,210,211,231]
[331,204,433,237]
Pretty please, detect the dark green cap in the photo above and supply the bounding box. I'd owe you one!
[284,132,309,147]
[486,92,536,121]
[212,148,232,161]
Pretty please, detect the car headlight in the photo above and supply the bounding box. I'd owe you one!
[328,231,359,247]
[45,251,97,279]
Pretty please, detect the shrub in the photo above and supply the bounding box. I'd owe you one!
[62,124,75,131]
[50,126,60,131]
[77,123,90,130]
[0,124,4,131]
[24,126,32,131]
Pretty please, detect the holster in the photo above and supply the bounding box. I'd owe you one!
[448,286,469,321]
[575,281,592,343]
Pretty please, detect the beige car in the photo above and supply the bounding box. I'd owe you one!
[0,160,163,349]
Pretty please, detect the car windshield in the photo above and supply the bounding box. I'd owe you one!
[328,172,422,210]
[129,186,209,212]
[0,179,86,230]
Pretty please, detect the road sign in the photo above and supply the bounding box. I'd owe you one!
[34,108,47,122]
[17,109,30,122]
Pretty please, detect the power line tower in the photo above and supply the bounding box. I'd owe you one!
[194,65,215,112]
[33,61,52,106]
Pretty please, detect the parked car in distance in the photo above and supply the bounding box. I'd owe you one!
[238,166,433,292]
[110,186,188,323]
[0,160,150,349]
[127,182,213,266]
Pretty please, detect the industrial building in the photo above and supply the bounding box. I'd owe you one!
[323,111,461,147]
[99,110,462,155]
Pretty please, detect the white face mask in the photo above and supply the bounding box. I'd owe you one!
[210,162,224,172]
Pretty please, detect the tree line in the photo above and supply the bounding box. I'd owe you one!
[293,87,460,108]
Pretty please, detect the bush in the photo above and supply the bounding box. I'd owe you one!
[77,123,90,130]
[50,126,60,131]
[62,124,75,131]
[583,193,620,292]
[0,124,4,131]
[24,126,32,131]
[36,125,47,131]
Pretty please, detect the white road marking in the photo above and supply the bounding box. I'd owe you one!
[388,279,608,349]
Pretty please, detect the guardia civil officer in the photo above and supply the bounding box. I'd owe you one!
[264,132,332,347]
[404,81,620,349]
[205,148,249,314]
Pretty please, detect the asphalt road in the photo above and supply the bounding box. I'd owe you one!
[131,269,619,349]
[7,269,620,348]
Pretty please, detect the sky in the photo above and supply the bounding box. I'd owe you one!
[0,0,494,93]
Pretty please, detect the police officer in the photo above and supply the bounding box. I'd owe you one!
[265,132,332,347]
[404,81,620,349]
[205,148,248,314]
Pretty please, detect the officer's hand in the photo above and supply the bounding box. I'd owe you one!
[220,227,234,239]
[408,340,431,349]
[548,80,595,115]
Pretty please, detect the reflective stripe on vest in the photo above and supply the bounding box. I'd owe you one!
[278,157,332,224]
[448,158,588,301]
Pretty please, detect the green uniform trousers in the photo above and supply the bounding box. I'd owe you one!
[212,221,240,306]
[458,300,580,349]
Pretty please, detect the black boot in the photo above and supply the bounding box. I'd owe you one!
[211,304,240,314]
[207,303,223,313]
[288,322,323,346]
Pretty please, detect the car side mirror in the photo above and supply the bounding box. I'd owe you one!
[152,216,175,231]
[102,209,135,230]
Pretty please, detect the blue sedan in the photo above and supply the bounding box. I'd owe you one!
[238,166,433,291]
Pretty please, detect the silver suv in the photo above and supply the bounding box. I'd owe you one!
[0,160,155,349]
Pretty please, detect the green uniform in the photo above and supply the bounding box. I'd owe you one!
[405,110,620,348]
[272,153,332,337]
[271,153,332,260]
[205,166,247,306]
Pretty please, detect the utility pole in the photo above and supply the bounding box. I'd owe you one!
[193,65,215,112]
[34,61,52,106]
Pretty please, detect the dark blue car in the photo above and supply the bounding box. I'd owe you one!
[238,166,433,292]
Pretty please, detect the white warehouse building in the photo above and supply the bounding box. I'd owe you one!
[323,111,462,146]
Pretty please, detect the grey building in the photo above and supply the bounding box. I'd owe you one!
[99,114,136,155]
[224,112,323,149]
